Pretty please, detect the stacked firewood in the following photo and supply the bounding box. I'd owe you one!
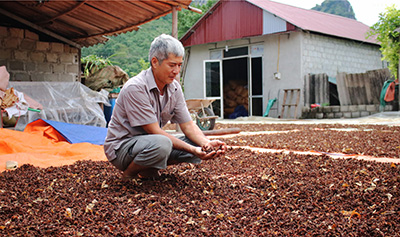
[223,80,248,117]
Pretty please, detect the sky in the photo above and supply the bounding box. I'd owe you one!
[271,0,399,26]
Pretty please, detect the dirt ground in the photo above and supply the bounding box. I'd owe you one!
[1,113,400,236]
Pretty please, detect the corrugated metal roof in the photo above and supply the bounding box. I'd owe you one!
[0,0,193,47]
[246,0,378,45]
[181,0,378,47]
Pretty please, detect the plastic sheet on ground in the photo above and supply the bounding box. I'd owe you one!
[25,119,107,145]
[9,81,110,131]
[0,125,107,173]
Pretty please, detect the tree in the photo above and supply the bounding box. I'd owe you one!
[178,0,217,39]
[368,5,400,79]
[312,0,356,20]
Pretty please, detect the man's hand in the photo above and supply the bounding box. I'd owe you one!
[194,140,227,160]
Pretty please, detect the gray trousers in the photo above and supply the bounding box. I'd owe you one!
[111,134,201,171]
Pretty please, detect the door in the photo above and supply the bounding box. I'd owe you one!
[250,57,263,116]
[204,60,223,117]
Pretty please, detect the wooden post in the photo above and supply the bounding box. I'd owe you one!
[172,6,178,39]
[172,6,179,132]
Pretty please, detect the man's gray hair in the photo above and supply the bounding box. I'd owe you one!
[149,34,184,65]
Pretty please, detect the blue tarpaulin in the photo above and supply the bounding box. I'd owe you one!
[26,119,107,145]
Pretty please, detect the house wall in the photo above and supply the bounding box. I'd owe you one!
[183,34,304,118]
[183,44,211,99]
[0,26,80,83]
[262,31,383,118]
[302,32,383,77]
[183,31,384,119]
[261,32,302,118]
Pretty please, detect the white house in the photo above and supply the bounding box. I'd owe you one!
[180,0,385,119]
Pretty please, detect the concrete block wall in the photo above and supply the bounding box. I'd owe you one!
[301,104,393,119]
[302,33,384,78]
[0,26,80,82]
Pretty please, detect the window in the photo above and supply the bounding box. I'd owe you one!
[223,47,248,58]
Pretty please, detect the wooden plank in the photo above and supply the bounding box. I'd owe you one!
[315,74,329,105]
[316,74,322,103]
[347,74,354,105]
[304,73,330,106]
[280,90,288,118]
[294,89,300,119]
[280,89,300,119]
[365,74,373,104]
[337,69,392,106]
[170,128,242,136]
[369,68,392,104]
[337,72,350,106]
[303,74,309,107]
[304,74,313,106]
[309,74,315,104]
[287,89,294,117]
[172,6,178,39]
[354,74,362,105]
[350,74,358,105]
[322,74,329,104]
[336,72,344,105]
[203,128,242,136]
[358,73,368,105]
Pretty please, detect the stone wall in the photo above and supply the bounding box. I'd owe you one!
[0,26,80,82]
[301,104,393,119]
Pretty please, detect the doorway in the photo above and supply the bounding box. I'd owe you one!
[222,56,263,118]
[222,57,248,118]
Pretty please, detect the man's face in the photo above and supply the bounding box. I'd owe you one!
[152,53,183,88]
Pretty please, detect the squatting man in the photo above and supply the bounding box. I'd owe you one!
[104,34,227,180]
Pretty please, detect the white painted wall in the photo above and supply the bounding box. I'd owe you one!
[260,32,302,118]
[263,11,287,34]
[182,44,211,99]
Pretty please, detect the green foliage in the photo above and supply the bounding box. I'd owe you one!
[312,0,356,20]
[178,0,217,39]
[368,6,400,78]
[138,58,150,72]
[81,54,114,78]
[81,15,173,77]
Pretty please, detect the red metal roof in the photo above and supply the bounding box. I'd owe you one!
[181,0,378,47]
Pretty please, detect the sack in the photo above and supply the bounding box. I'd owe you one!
[1,87,18,109]
[0,65,10,91]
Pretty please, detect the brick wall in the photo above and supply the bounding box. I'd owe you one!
[0,26,80,82]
